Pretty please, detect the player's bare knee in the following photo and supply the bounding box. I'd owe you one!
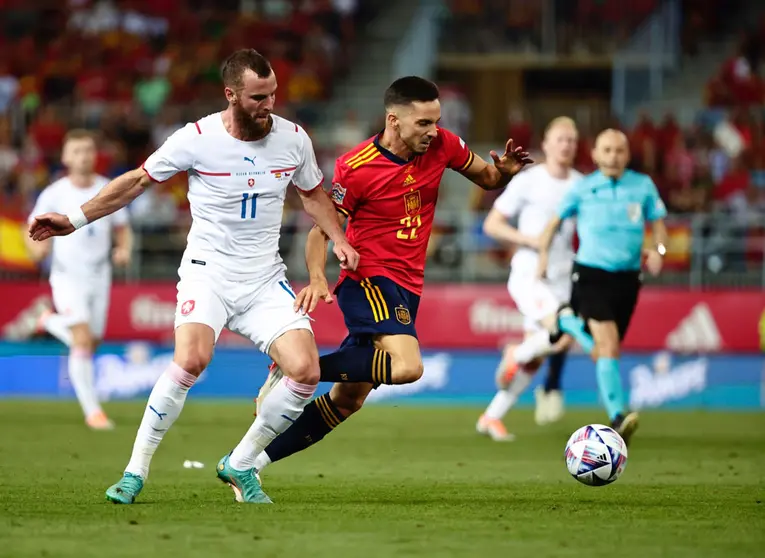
[284,353,320,385]
[173,347,212,377]
[391,357,424,384]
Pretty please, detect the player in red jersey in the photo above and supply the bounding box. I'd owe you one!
[249,76,532,473]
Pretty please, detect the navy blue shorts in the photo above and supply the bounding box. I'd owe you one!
[336,276,420,348]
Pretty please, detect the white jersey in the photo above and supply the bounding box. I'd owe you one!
[142,112,323,278]
[29,175,129,279]
[493,164,582,281]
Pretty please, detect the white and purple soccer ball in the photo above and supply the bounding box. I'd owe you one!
[565,424,628,486]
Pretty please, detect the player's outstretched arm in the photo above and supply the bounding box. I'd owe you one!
[296,186,358,271]
[294,214,346,314]
[463,139,533,191]
[536,216,561,279]
[29,168,152,241]
[483,208,539,249]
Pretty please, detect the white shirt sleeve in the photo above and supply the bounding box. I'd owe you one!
[292,126,324,191]
[492,172,527,218]
[28,187,54,224]
[142,123,197,182]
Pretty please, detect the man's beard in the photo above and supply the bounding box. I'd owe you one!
[234,105,270,140]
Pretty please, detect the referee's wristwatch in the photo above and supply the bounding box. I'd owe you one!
[656,242,667,257]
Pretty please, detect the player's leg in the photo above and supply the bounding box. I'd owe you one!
[254,380,374,473]
[478,344,542,441]
[81,275,115,429]
[50,277,106,427]
[579,266,641,445]
[106,274,226,504]
[254,331,422,472]
[536,277,574,424]
[315,277,423,386]
[220,275,317,503]
[497,276,572,389]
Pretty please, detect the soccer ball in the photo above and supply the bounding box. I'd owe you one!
[564,424,628,486]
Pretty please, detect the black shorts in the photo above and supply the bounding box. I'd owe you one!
[570,262,641,340]
[336,276,420,348]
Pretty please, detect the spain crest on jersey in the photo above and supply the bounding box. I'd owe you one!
[395,305,412,325]
[404,191,421,216]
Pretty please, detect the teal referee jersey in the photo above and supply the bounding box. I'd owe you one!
[558,170,667,272]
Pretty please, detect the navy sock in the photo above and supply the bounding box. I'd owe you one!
[544,351,567,392]
[320,346,393,385]
[264,393,346,464]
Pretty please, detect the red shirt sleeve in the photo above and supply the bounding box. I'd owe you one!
[439,127,474,172]
[330,159,360,217]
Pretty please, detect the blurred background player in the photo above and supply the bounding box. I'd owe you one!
[477,117,582,441]
[24,129,132,431]
[537,129,668,445]
[250,76,532,475]
[29,49,358,504]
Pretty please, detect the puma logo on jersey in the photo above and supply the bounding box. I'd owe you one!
[403,174,416,186]
[243,156,257,166]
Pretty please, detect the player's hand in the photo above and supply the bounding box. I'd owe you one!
[536,250,549,279]
[490,139,534,177]
[643,248,663,277]
[333,239,359,271]
[112,246,131,267]
[28,213,75,241]
[295,277,333,314]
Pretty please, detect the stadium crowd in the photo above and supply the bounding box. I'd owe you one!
[1,0,764,279]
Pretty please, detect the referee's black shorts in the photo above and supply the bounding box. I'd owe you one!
[570,262,642,341]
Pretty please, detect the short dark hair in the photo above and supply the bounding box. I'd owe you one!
[384,76,440,109]
[221,49,272,89]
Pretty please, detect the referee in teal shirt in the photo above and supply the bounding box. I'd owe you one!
[537,129,668,445]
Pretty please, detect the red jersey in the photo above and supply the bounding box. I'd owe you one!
[331,127,474,295]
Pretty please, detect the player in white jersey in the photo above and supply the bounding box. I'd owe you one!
[24,130,132,431]
[477,117,581,441]
[29,49,359,505]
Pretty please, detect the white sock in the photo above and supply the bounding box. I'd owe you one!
[125,362,197,480]
[484,369,535,420]
[253,452,272,472]
[229,377,315,471]
[69,348,101,417]
[513,330,553,364]
[44,313,74,346]
[484,390,517,420]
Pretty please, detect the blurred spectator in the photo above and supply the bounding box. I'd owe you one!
[28,106,66,161]
[439,84,472,141]
[714,155,751,208]
[332,110,367,153]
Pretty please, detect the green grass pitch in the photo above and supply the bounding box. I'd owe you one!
[1,401,763,557]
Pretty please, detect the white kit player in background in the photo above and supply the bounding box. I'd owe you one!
[24,130,132,431]
[477,117,582,441]
[29,49,359,505]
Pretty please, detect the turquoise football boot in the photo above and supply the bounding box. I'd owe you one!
[105,472,144,504]
[216,454,272,504]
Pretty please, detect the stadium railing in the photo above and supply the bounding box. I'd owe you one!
[611,0,682,121]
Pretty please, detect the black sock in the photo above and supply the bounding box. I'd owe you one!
[544,351,567,393]
[264,393,346,465]
[319,346,393,385]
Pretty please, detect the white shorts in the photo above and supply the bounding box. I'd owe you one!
[174,262,312,354]
[50,272,111,338]
[507,271,571,332]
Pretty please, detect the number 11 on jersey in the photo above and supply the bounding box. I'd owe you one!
[241,192,258,219]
